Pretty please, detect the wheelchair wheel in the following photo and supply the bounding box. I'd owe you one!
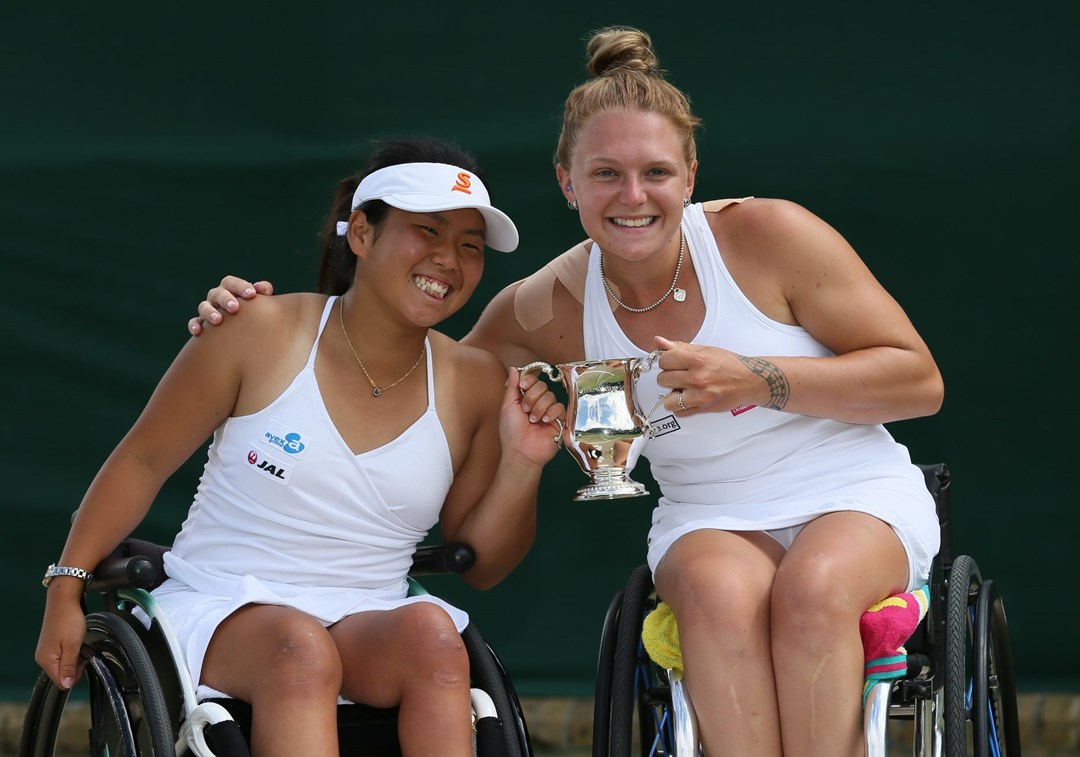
[21,611,175,757]
[592,590,623,757]
[944,555,1022,757]
[461,624,533,757]
[973,578,1022,756]
[607,565,675,757]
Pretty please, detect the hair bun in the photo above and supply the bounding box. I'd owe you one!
[586,26,661,77]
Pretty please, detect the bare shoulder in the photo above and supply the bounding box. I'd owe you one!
[705,198,863,325]
[709,197,834,246]
[433,330,504,376]
[203,290,321,330]
[237,291,326,322]
[709,197,865,274]
[466,281,532,365]
[466,241,589,367]
[201,291,323,353]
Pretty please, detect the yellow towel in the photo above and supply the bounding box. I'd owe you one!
[641,601,683,674]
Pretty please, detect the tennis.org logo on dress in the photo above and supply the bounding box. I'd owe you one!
[651,414,681,438]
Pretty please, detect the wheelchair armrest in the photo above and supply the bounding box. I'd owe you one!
[85,537,170,593]
[408,543,475,576]
[86,554,159,593]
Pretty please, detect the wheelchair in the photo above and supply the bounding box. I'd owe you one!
[20,539,532,757]
[591,463,1022,757]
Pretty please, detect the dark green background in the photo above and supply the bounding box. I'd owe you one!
[2,3,1076,700]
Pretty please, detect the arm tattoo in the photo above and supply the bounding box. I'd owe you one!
[737,356,790,411]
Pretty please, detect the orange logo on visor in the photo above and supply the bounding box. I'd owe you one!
[452,172,473,194]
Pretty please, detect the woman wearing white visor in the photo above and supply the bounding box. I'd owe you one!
[35,138,561,757]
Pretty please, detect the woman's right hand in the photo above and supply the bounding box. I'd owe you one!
[35,587,91,690]
[187,276,274,336]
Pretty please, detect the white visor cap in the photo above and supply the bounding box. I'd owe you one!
[347,162,519,252]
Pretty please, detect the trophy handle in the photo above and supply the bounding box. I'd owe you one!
[515,362,565,446]
[635,349,664,375]
[631,350,668,438]
[517,361,562,383]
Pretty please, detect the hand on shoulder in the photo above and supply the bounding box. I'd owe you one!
[188,277,275,336]
[191,291,316,347]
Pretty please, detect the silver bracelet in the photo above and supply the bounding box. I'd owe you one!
[42,564,93,587]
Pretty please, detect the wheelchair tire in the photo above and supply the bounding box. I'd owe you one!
[21,611,175,757]
[461,624,532,757]
[972,579,1022,757]
[945,554,979,757]
[592,590,623,757]
[608,565,674,757]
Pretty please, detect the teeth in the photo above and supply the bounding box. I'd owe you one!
[612,217,656,227]
[413,276,449,298]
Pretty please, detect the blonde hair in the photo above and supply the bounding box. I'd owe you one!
[555,26,702,169]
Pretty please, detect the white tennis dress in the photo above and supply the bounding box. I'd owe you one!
[150,296,467,698]
[582,203,939,589]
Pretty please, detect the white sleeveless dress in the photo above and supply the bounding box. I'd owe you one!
[582,203,939,589]
[150,296,467,698]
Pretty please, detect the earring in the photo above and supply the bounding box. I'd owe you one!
[567,199,579,211]
[565,184,573,190]
[683,197,691,208]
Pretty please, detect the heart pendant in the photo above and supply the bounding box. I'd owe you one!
[673,288,687,303]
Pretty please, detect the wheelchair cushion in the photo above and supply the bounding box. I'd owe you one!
[640,586,930,701]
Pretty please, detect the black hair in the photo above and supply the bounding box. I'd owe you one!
[317,137,487,294]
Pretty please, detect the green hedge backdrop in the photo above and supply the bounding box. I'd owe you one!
[2,2,1077,699]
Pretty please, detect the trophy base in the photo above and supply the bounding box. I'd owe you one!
[573,477,650,501]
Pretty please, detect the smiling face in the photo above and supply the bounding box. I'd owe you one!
[558,109,697,263]
[348,206,486,326]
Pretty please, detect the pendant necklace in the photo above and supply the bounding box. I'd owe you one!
[599,226,686,313]
[339,302,425,397]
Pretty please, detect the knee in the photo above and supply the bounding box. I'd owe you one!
[261,614,342,694]
[771,556,861,637]
[660,554,772,638]
[398,604,468,689]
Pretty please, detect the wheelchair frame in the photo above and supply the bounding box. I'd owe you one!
[591,463,1022,757]
[21,540,532,757]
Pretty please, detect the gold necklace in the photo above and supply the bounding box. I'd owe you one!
[599,226,687,313]
[338,302,425,397]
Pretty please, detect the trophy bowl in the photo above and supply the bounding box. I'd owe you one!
[519,353,664,501]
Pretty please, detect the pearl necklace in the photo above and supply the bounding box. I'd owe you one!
[339,302,425,397]
[599,226,687,313]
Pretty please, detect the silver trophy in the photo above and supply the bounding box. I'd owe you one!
[519,353,666,501]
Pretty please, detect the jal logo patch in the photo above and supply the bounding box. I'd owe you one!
[650,414,681,438]
[245,447,293,486]
[260,420,308,457]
